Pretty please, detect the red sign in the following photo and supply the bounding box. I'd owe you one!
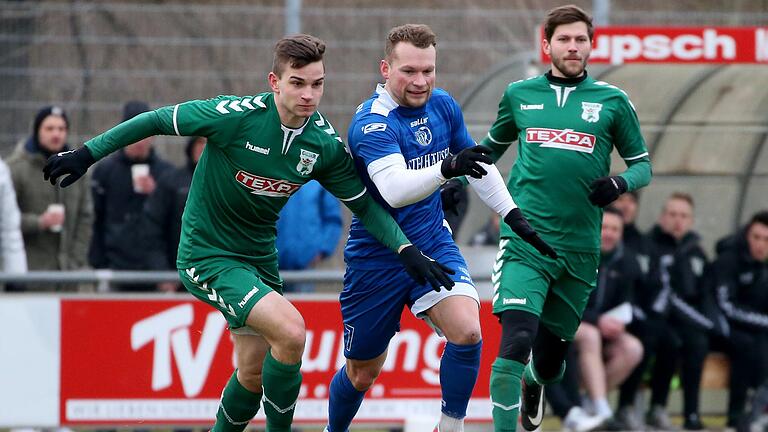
[60,299,500,425]
[538,26,768,64]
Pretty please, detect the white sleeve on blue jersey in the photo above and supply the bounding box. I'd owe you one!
[467,163,518,217]
[368,154,447,208]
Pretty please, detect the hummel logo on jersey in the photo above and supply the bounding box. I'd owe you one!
[520,104,544,110]
[362,123,387,134]
[215,96,266,114]
[245,141,270,155]
[235,170,300,197]
[238,286,260,308]
[526,128,597,154]
[581,102,602,123]
[503,298,527,305]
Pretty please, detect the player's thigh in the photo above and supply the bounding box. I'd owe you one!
[340,266,410,361]
[178,259,282,332]
[540,274,595,341]
[491,254,552,318]
[409,245,480,340]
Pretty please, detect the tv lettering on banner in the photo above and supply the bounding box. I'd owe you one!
[537,26,768,64]
[60,299,499,426]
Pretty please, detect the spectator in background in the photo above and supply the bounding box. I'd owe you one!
[0,157,27,282]
[613,191,644,253]
[275,180,342,292]
[545,208,644,432]
[643,192,710,431]
[89,101,173,290]
[142,136,206,293]
[712,210,768,429]
[469,213,500,246]
[7,106,92,291]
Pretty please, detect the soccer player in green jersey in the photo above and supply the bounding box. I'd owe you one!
[43,34,458,432]
[463,6,653,431]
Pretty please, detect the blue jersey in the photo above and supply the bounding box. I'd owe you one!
[344,84,475,269]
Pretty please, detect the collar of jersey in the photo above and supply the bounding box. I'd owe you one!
[545,69,589,86]
[373,83,427,117]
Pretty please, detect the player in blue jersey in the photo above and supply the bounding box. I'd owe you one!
[325,24,557,432]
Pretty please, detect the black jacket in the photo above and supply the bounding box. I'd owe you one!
[644,226,714,331]
[142,161,194,270]
[713,229,768,332]
[582,243,644,325]
[89,149,173,269]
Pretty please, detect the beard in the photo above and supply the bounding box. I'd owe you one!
[552,56,587,78]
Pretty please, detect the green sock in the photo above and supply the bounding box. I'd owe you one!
[523,357,566,385]
[262,349,302,432]
[212,370,262,432]
[490,357,525,432]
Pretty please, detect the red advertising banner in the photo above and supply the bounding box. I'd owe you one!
[538,26,768,64]
[60,298,500,426]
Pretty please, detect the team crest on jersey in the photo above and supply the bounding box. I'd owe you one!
[581,102,602,123]
[296,149,319,176]
[414,126,432,146]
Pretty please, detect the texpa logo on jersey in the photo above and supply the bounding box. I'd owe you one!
[236,170,301,197]
[526,128,597,154]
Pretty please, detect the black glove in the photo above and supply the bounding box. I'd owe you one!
[43,147,96,187]
[440,179,465,216]
[588,176,627,208]
[504,208,558,259]
[440,145,493,179]
[398,245,455,292]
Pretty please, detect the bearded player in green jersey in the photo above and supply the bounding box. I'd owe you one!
[449,6,652,431]
[43,35,462,432]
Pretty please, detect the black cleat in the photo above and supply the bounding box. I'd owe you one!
[520,379,545,431]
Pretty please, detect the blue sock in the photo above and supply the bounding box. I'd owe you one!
[327,365,366,432]
[440,340,482,419]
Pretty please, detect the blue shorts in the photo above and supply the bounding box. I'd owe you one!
[341,241,479,360]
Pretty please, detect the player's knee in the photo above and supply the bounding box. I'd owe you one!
[346,363,382,391]
[275,321,306,362]
[447,325,482,346]
[236,367,263,391]
[498,310,539,362]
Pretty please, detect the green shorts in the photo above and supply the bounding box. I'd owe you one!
[178,257,283,331]
[491,235,599,340]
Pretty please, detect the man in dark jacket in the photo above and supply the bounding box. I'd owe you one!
[89,101,173,290]
[643,192,711,431]
[142,136,206,292]
[713,210,768,428]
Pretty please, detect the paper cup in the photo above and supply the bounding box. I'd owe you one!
[47,203,65,232]
[131,164,150,193]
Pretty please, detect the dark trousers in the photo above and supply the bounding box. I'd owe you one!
[728,329,768,426]
[646,316,709,417]
[545,345,581,419]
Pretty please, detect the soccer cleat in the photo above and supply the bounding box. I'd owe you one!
[520,379,545,431]
[647,405,678,431]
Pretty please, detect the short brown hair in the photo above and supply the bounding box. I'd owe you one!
[385,24,437,60]
[667,191,695,209]
[272,34,326,76]
[543,5,594,42]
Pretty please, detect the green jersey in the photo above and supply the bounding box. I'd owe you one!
[85,93,409,268]
[481,73,652,253]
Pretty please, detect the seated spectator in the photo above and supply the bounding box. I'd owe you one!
[89,101,173,290]
[8,106,92,291]
[275,180,342,292]
[545,208,644,432]
[142,136,206,292]
[712,210,768,428]
[643,192,710,431]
